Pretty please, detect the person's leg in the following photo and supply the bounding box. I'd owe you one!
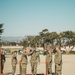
[12,65,16,75]
[34,63,37,75]
[1,61,5,73]
[48,64,52,75]
[25,64,27,75]
[55,64,62,75]
[31,62,34,75]
[57,66,62,75]
[1,64,3,73]
[55,64,58,75]
[22,63,27,75]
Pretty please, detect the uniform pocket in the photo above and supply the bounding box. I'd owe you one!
[56,64,62,71]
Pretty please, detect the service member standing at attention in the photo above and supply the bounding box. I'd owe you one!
[54,45,62,75]
[44,42,52,75]
[11,51,17,75]
[30,49,40,75]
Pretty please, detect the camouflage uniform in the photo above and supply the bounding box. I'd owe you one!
[21,53,28,75]
[30,50,40,75]
[44,42,53,75]
[46,52,52,74]
[11,52,17,75]
[54,50,62,75]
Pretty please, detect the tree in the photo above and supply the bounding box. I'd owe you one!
[59,31,75,53]
[39,29,49,43]
[19,29,75,54]
[9,42,17,46]
[0,23,4,35]
[39,29,59,46]
[26,36,35,44]
[31,36,41,47]
[0,24,4,46]
[39,29,49,37]
[42,29,49,33]
[20,40,28,47]
[20,35,35,47]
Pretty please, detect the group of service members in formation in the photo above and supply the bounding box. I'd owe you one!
[11,43,62,75]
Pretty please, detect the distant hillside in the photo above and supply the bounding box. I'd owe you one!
[1,36,23,42]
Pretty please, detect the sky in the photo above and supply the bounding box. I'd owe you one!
[0,0,75,37]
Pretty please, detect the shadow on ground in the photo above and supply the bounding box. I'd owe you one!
[16,73,55,75]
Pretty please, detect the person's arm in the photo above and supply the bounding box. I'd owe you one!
[15,56,18,64]
[11,56,13,65]
[49,54,52,63]
[3,54,6,62]
[4,55,6,62]
[19,54,23,65]
[46,54,49,64]
[20,54,23,61]
[28,50,34,56]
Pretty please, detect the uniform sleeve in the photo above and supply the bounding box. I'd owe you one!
[23,51,34,56]
[20,54,23,61]
[49,55,52,63]
[28,51,33,56]
[15,56,17,64]
[3,55,6,62]
[46,54,52,63]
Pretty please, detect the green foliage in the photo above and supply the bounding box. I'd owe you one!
[9,42,17,46]
[59,31,75,46]
[20,29,75,49]
[69,51,75,54]
[0,23,4,34]
[0,23,3,28]
[60,31,75,38]
[0,23,4,44]
[20,40,28,47]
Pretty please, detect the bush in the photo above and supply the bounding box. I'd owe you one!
[69,51,75,54]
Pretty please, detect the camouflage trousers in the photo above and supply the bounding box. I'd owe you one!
[12,64,16,75]
[31,62,37,75]
[55,64,62,75]
[48,63,52,74]
[22,63,27,75]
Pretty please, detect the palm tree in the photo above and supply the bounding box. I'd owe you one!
[0,24,4,40]
[0,24,4,47]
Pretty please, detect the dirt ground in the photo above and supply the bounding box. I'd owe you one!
[3,54,75,75]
